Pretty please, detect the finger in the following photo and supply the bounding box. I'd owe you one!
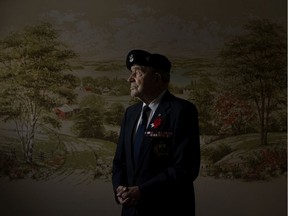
[116,186,125,193]
[119,197,129,205]
[117,187,127,196]
[122,197,131,205]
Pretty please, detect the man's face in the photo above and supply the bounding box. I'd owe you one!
[127,65,155,100]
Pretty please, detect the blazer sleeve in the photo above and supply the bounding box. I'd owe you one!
[111,109,128,201]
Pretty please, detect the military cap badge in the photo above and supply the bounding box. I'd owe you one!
[129,54,134,63]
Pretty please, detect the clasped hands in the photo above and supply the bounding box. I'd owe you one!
[116,185,141,207]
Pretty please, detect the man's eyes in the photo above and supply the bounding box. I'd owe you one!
[132,70,144,77]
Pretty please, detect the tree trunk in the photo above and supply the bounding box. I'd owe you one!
[260,127,268,145]
[24,140,34,163]
[24,129,35,163]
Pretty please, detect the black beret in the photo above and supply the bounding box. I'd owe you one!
[126,49,171,72]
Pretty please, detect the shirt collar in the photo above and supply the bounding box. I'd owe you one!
[142,90,167,115]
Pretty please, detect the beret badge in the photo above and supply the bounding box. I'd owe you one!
[129,54,134,63]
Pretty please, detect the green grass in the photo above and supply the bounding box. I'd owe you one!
[63,150,97,170]
[1,130,285,181]
[200,132,287,180]
[203,132,286,151]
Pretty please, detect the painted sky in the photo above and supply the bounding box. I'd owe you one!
[0,0,286,60]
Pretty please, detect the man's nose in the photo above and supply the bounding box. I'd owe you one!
[127,74,134,82]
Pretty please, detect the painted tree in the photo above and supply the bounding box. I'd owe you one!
[189,88,218,135]
[105,102,125,126]
[0,22,77,163]
[214,92,255,135]
[188,76,219,135]
[72,94,106,138]
[218,19,286,145]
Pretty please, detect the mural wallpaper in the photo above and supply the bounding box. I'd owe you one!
[0,0,286,216]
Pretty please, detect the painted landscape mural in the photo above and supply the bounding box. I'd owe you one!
[0,1,286,216]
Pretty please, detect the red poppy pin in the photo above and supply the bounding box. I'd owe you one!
[151,114,162,129]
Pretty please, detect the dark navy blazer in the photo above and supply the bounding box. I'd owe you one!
[112,91,200,216]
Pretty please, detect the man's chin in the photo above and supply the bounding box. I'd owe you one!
[130,90,138,98]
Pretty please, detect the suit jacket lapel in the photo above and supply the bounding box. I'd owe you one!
[135,91,172,171]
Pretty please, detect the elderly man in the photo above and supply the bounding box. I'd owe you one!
[112,49,200,216]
